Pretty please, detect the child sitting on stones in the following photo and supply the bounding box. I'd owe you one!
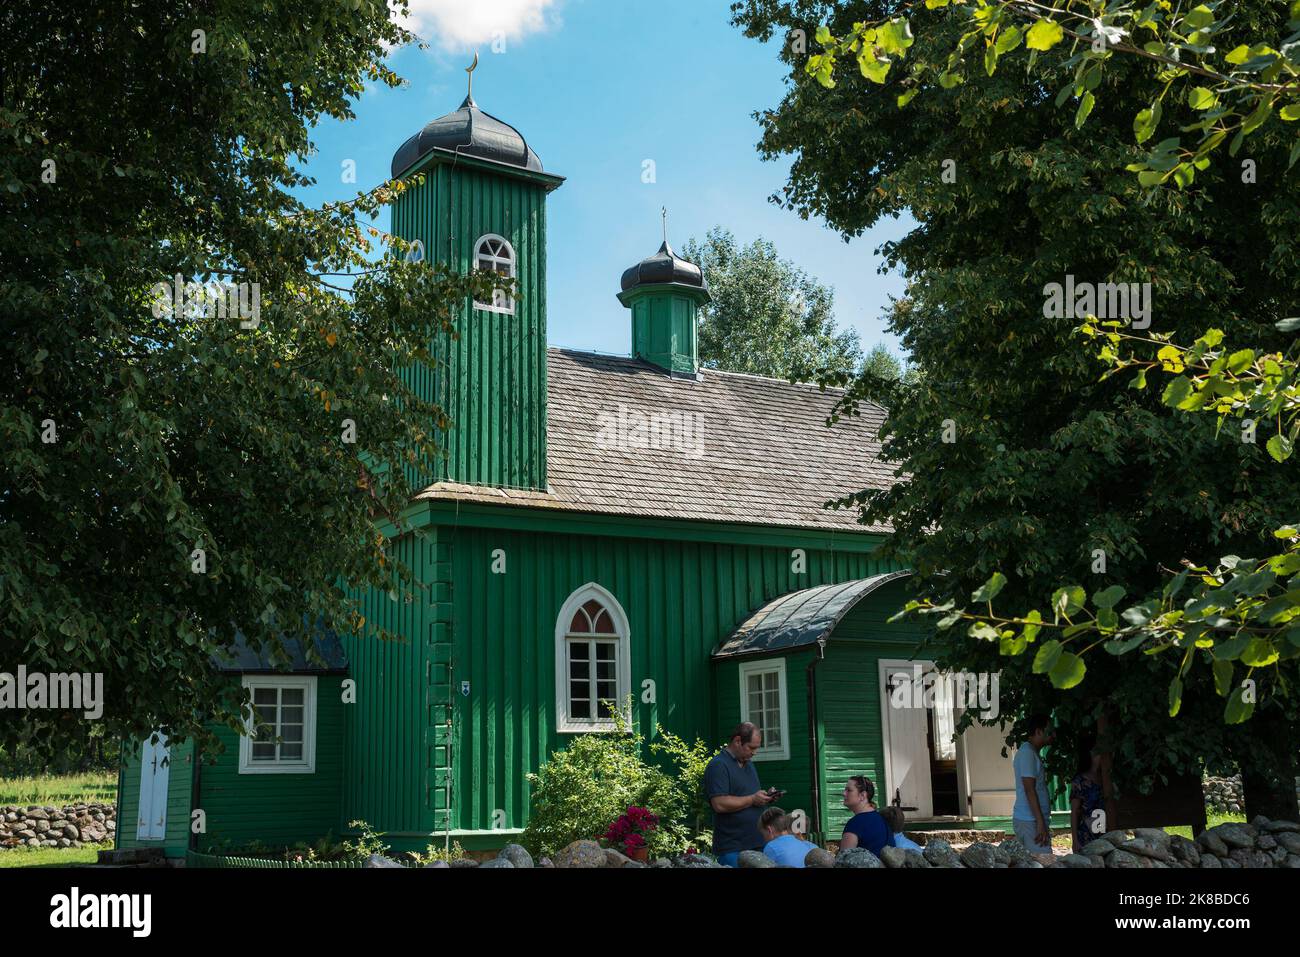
[881,805,923,851]
[758,807,812,867]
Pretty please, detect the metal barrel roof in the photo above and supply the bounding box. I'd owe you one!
[711,570,912,659]
[211,628,349,674]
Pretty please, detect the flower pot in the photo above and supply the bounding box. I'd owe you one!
[626,845,649,863]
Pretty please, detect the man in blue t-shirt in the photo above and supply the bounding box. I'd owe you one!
[1012,713,1056,854]
[704,722,776,866]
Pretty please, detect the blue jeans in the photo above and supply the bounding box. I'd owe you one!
[717,851,741,867]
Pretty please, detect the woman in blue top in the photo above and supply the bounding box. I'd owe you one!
[1069,735,1106,854]
[839,775,891,856]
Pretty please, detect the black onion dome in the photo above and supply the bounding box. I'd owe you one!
[391,94,543,178]
[619,241,707,293]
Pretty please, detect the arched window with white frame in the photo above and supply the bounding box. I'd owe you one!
[555,583,631,732]
[473,233,515,314]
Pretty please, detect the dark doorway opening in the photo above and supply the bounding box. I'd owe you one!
[926,699,961,817]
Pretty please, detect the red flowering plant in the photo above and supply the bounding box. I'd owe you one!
[603,805,659,855]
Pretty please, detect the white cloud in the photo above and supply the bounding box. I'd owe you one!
[396,0,562,52]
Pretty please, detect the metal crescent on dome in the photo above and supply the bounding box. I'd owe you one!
[466,51,479,102]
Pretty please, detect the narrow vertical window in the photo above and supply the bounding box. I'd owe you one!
[555,584,630,732]
[473,233,516,314]
[738,660,789,760]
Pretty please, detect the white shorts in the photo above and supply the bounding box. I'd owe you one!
[1013,818,1051,854]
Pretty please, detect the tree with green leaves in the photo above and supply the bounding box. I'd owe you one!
[682,227,862,380]
[897,319,1300,783]
[0,1,491,755]
[732,0,1300,816]
[863,342,904,380]
[804,0,1300,185]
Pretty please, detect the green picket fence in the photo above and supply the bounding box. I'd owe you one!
[186,850,366,869]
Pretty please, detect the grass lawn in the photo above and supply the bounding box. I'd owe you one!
[1041,811,1243,851]
[0,771,116,806]
[0,773,116,867]
[1165,811,1246,840]
[0,844,111,868]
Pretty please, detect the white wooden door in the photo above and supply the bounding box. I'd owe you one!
[136,733,170,841]
[878,661,934,817]
[958,715,1018,817]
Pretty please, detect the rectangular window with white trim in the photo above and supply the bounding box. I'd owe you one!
[738,660,789,761]
[238,675,317,774]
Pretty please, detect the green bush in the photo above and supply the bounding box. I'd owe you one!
[417,840,466,864]
[522,703,692,858]
[649,726,716,840]
[200,830,366,863]
[339,819,390,861]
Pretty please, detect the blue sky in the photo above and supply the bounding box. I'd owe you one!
[297,0,913,360]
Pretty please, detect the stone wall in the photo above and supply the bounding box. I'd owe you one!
[1203,775,1244,814]
[378,817,1300,869]
[0,803,115,849]
[1068,818,1300,869]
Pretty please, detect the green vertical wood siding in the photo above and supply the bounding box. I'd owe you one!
[818,583,931,838]
[625,285,706,374]
[712,649,818,829]
[194,676,345,851]
[116,677,347,856]
[341,533,436,835]
[819,641,898,838]
[440,522,901,834]
[115,737,194,858]
[392,161,549,490]
[112,521,912,853]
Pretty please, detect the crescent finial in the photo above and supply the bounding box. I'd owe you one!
[466,51,479,101]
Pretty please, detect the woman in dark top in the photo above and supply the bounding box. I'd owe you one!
[839,775,891,856]
[1069,736,1105,854]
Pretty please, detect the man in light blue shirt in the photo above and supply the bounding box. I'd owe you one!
[759,807,812,867]
[1012,713,1055,855]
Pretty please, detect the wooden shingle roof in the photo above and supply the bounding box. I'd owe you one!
[416,348,896,533]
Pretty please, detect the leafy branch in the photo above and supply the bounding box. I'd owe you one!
[806,0,1300,185]
[893,317,1300,723]
[1087,316,1300,462]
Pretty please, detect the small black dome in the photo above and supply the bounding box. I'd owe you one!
[391,95,543,179]
[620,241,707,292]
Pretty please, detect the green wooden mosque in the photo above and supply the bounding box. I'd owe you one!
[115,84,1065,857]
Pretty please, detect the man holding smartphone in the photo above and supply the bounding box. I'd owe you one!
[704,722,779,866]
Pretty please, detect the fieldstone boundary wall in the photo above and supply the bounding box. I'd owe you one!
[0,803,114,849]
[383,816,1300,869]
[1203,775,1244,814]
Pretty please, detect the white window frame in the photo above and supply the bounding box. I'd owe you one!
[238,675,317,774]
[473,233,516,315]
[555,583,631,733]
[738,659,790,761]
